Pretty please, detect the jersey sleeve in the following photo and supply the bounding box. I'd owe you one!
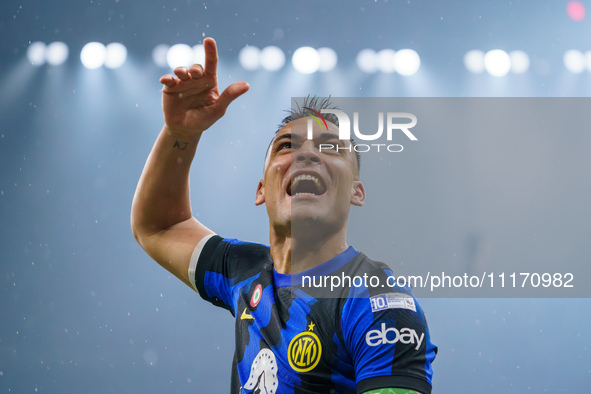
[342,286,437,394]
[192,235,271,317]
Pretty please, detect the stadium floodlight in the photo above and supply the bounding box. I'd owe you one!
[356,49,378,73]
[152,44,169,68]
[260,46,285,71]
[393,49,421,76]
[376,49,396,73]
[239,46,260,71]
[484,49,511,77]
[509,50,530,74]
[27,41,46,66]
[464,50,485,74]
[105,43,127,69]
[80,42,107,69]
[46,42,69,66]
[563,50,585,73]
[292,47,320,74]
[318,47,337,72]
[193,44,205,66]
[166,44,193,69]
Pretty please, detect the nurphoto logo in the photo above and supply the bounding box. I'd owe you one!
[304,107,418,153]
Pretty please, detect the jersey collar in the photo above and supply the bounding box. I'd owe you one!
[273,246,359,288]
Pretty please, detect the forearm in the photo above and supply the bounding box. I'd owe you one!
[130,38,247,288]
[131,125,201,239]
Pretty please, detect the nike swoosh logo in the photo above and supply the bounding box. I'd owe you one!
[241,308,254,320]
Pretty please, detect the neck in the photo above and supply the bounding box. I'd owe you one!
[270,224,349,274]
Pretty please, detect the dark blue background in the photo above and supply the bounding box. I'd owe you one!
[1,1,590,392]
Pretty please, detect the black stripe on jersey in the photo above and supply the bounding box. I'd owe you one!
[366,266,394,298]
[195,235,232,313]
[390,306,429,392]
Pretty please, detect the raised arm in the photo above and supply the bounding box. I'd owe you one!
[131,37,249,289]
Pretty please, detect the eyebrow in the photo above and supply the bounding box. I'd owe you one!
[273,132,341,145]
[316,132,341,141]
[273,133,301,144]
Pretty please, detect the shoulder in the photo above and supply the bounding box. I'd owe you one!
[193,235,272,290]
[199,235,271,265]
[342,252,395,275]
[337,252,430,341]
[345,253,415,297]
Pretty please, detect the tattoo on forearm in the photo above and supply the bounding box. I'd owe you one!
[173,141,188,150]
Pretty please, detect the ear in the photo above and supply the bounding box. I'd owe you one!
[350,181,366,207]
[255,179,265,206]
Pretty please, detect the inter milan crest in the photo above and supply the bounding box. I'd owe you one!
[287,322,322,373]
[250,284,262,307]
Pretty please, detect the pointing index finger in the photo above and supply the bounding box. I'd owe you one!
[203,37,218,77]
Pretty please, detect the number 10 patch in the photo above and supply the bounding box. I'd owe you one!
[370,292,416,313]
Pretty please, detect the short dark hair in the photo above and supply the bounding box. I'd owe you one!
[275,96,361,172]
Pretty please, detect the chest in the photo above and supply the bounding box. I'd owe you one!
[231,281,355,392]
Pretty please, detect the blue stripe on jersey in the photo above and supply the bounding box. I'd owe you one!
[341,296,398,383]
[272,246,359,287]
[424,340,436,386]
[225,238,270,248]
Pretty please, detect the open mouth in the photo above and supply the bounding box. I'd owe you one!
[287,174,326,196]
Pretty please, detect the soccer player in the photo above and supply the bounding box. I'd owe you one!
[131,37,436,394]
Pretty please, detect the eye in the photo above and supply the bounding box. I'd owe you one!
[277,141,292,150]
[319,140,345,153]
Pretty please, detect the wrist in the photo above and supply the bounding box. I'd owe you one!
[162,125,203,144]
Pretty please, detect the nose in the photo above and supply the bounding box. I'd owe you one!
[296,140,320,163]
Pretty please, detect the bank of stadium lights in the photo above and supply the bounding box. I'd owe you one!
[238,46,334,73]
[27,41,126,68]
[80,42,127,69]
[464,49,530,76]
[238,45,287,71]
[355,48,420,75]
[27,41,69,66]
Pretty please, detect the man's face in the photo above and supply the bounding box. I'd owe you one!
[255,117,365,236]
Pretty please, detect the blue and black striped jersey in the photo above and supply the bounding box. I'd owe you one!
[194,235,437,394]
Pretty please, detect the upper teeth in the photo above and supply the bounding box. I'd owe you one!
[292,174,321,187]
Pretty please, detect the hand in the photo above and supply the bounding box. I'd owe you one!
[159,37,249,139]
